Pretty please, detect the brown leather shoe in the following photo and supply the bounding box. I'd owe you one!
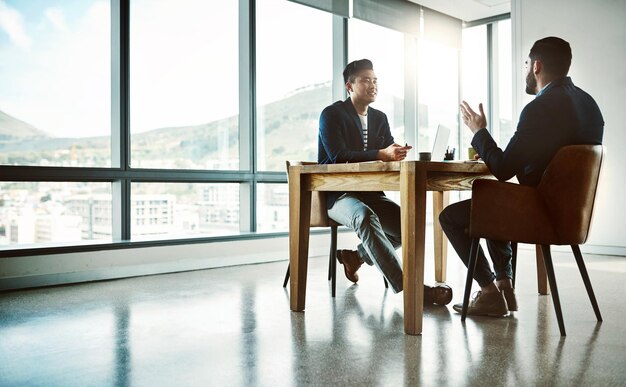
[336,249,363,283]
[452,290,509,317]
[424,284,453,306]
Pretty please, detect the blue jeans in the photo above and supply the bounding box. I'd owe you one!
[438,199,512,287]
[327,192,403,293]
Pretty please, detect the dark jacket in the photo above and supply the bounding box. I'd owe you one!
[318,98,395,208]
[472,77,604,186]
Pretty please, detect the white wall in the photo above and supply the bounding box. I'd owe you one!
[0,233,351,290]
[512,0,626,255]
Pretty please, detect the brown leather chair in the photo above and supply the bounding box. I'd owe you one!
[460,145,604,336]
[283,161,388,297]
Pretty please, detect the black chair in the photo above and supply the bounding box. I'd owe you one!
[283,161,387,297]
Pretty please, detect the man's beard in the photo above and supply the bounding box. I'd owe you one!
[525,69,537,95]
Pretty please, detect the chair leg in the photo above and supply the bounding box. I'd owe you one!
[571,245,603,321]
[330,225,338,298]
[462,238,480,321]
[383,277,388,288]
[541,245,566,336]
[511,242,518,288]
[283,263,290,288]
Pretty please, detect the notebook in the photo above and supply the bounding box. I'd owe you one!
[430,124,451,161]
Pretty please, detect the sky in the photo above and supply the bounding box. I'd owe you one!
[0,0,335,138]
[0,0,495,140]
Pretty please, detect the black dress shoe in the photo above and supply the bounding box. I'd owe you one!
[424,284,453,306]
[336,249,363,283]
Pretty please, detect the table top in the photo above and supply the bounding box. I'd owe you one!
[289,160,493,192]
[289,160,490,174]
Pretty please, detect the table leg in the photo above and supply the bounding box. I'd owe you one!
[401,163,426,335]
[289,169,311,312]
[433,191,449,283]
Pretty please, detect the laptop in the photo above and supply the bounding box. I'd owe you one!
[430,124,451,161]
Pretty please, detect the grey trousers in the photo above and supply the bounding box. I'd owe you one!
[327,192,403,293]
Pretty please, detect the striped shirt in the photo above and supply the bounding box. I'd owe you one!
[358,114,368,150]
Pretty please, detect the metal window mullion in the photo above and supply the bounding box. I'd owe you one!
[404,34,418,150]
[491,22,501,141]
[111,0,131,240]
[239,0,255,232]
[486,23,494,136]
[332,15,348,101]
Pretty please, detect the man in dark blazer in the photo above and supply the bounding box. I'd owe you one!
[440,37,604,317]
[319,59,453,305]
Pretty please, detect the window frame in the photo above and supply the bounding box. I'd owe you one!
[0,0,510,258]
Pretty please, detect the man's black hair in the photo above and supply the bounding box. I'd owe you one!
[529,37,572,78]
[343,59,373,84]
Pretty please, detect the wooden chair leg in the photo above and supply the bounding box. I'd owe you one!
[462,238,480,321]
[511,242,518,288]
[571,245,603,321]
[330,225,338,298]
[541,245,566,336]
[283,263,290,288]
[536,244,550,295]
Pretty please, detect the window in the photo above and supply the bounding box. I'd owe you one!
[418,38,459,158]
[256,0,333,171]
[1,1,500,253]
[0,1,111,167]
[256,183,288,232]
[461,19,512,154]
[130,183,240,238]
[129,0,239,170]
[0,182,112,245]
[461,24,488,156]
[349,19,406,144]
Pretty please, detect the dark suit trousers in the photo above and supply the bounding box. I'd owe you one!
[439,199,513,287]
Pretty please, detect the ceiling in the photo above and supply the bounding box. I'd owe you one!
[409,0,511,22]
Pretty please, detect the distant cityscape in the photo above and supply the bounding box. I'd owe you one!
[0,178,292,245]
[0,84,331,246]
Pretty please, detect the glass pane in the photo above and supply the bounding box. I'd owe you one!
[256,183,288,232]
[497,19,513,145]
[130,183,240,239]
[256,0,332,171]
[418,38,459,159]
[130,0,239,170]
[349,19,406,144]
[461,25,488,159]
[0,1,111,167]
[0,182,112,245]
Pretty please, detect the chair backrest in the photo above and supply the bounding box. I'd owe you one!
[286,161,331,227]
[538,145,604,244]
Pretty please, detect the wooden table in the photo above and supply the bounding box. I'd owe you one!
[288,160,493,335]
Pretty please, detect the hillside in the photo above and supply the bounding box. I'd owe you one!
[0,110,49,142]
[0,83,352,169]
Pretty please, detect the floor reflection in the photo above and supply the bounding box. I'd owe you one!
[114,304,131,387]
[0,249,624,386]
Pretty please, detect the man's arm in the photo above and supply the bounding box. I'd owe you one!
[461,100,534,182]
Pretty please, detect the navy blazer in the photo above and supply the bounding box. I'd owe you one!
[472,77,604,186]
[318,98,395,208]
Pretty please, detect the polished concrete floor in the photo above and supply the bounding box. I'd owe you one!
[1,248,625,386]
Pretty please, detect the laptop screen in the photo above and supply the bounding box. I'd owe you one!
[431,124,451,161]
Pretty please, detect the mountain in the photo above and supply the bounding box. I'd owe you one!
[0,83,380,169]
[0,110,49,142]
